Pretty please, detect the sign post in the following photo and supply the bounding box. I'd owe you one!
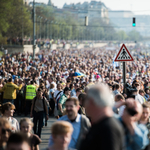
[114,44,134,90]
[123,62,126,89]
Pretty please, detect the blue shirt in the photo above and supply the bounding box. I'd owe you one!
[71,89,76,97]
[118,117,149,150]
[48,114,81,149]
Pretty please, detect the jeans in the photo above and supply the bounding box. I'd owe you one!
[3,99,14,104]
[33,110,44,138]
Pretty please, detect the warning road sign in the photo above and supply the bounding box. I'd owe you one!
[114,44,134,62]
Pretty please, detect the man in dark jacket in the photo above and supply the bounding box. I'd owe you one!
[79,83,124,150]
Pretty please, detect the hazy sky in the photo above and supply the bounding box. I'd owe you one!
[32,0,150,15]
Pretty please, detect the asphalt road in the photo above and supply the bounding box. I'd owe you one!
[15,116,56,150]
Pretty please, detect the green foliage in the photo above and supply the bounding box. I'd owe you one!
[0,34,7,45]
[0,1,143,42]
[127,30,142,41]
[116,30,128,40]
[5,0,32,38]
[0,0,32,39]
[0,0,12,34]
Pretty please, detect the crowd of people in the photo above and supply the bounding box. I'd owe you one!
[0,45,150,150]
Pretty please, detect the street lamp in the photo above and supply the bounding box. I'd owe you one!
[38,16,42,41]
[44,19,47,40]
[50,21,53,39]
[33,0,36,59]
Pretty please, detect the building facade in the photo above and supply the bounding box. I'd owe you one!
[109,10,150,36]
[63,1,109,23]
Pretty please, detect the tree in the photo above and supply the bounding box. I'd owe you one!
[128,30,142,41]
[0,0,12,34]
[4,0,32,38]
[117,30,128,41]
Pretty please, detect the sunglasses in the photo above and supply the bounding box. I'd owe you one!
[2,128,11,134]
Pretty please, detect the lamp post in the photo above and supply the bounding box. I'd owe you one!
[50,21,53,39]
[54,22,58,40]
[22,1,24,45]
[39,16,42,41]
[46,20,48,39]
[44,19,47,40]
[33,0,36,59]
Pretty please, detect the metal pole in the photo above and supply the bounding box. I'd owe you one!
[46,20,48,39]
[33,0,36,59]
[123,62,126,90]
[40,17,41,40]
[49,21,50,39]
[45,20,47,40]
[62,25,64,40]
[50,22,52,39]
[22,2,24,45]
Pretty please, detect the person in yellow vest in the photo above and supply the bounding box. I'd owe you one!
[25,80,36,116]
[0,78,22,104]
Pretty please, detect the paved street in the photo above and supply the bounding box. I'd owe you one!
[40,118,56,150]
[15,116,56,150]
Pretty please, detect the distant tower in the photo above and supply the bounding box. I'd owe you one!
[48,0,52,6]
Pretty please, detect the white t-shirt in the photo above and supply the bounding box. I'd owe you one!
[4,49,8,55]
[51,81,57,90]
[8,117,20,132]
[71,95,78,99]
[135,94,145,104]
[54,90,63,106]
[119,105,125,116]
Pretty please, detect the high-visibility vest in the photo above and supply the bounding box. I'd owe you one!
[26,85,36,100]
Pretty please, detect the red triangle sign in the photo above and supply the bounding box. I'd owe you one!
[114,44,134,62]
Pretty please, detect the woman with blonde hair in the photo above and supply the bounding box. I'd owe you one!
[20,118,41,150]
[48,121,74,150]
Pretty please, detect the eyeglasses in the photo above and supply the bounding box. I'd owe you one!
[2,128,11,134]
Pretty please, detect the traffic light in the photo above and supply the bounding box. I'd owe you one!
[85,16,88,26]
[132,17,136,27]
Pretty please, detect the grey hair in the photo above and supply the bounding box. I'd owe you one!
[87,83,114,107]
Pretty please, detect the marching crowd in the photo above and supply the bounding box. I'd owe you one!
[0,46,150,150]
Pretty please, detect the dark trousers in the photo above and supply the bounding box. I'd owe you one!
[49,98,55,116]
[3,99,14,104]
[25,100,32,115]
[33,111,44,138]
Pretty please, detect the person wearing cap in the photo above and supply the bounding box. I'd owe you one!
[79,83,124,150]
[0,78,22,104]
[58,87,70,117]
